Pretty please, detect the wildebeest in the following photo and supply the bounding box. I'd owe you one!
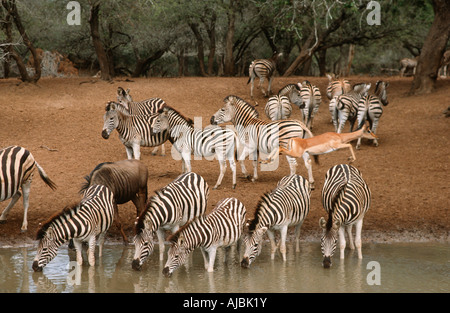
[80,159,148,243]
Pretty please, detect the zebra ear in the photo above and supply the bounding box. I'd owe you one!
[297,82,302,89]
[178,234,185,245]
[319,217,327,229]
[46,226,54,240]
[332,220,341,230]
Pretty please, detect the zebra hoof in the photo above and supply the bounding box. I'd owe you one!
[232,184,236,189]
[212,186,219,190]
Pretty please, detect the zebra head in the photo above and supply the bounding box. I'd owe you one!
[375,81,389,106]
[102,102,120,139]
[132,227,155,271]
[210,95,240,125]
[151,107,170,135]
[163,234,192,277]
[116,87,132,110]
[319,217,340,268]
[32,226,60,272]
[241,226,267,268]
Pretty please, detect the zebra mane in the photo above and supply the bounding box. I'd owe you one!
[79,162,113,194]
[248,191,272,232]
[135,190,165,235]
[36,203,79,240]
[159,105,194,126]
[224,95,259,118]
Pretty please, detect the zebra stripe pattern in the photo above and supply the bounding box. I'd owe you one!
[333,83,371,133]
[264,95,292,120]
[247,51,282,98]
[299,80,322,130]
[102,101,170,160]
[241,175,310,267]
[0,146,56,231]
[152,106,238,189]
[132,172,209,269]
[319,164,371,268]
[210,95,316,188]
[163,197,246,276]
[116,87,167,155]
[326,74,352,100]
[32,185,115,271]
[356,81,389,149]
[277,83,304,109]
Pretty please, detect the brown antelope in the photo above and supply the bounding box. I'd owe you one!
[261,123,378,165]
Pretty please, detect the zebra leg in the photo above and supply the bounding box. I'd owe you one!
[227,156,237,189]
[371,119,380,147]
[294,222,303,253]
[250,78,255,99]
[0,191,22,224]
[259,77,266,96]
[151,146,159,155]
[73,239,84,265]
[20,181,31,232]
[338,226,346,260]
[206,247,217,272]
[346,224,355,250]
[213,159,227,190]
[125,146,134,159]
[251,150,258,182]
[200,248,210,271]
[354,218,364,259]
[87,235,97,266]
[156,228,166,261]
[161,144,166,156]
[286,155,297,176]
[132,143,141,160]
[267,76,274,96]
[266,229,277,260]
[98,233,106,258]
[301,153,315,190]
[279,225,288,261]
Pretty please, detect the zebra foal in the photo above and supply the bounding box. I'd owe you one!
[163,197,246,276]
[319,164,371,268]
[32,185,115,271]
[241,175,310,268]
[132,172,209,269]
[0,146,57,232]
[248,51,282,99]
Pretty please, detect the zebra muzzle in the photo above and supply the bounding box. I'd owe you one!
[162,267,172,277]
[240,257,250,268]
[210,116,217,125]
[32,261,43,272]
[322,257,332,268]
[101,130,110,139]
[131,259,142,271]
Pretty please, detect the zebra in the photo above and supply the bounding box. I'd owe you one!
[101,101,171,160]
[355,81,389,149]
[299,80,322,130]
[116,87,167,155]
[32,185,115,271]
[326,74,351,123]
[210,95,317,189]
[0,146,57,232]
[264,95,292,121]
[241,175,310,268]
[163,197,246,276]
[247,51,282,99]
[132,172,209,269]
[151,106,239,190]
[319,164,371,268]
[333,83,371,133]
[277,83,304,109]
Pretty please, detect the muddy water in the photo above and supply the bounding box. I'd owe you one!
[0,242,448,293]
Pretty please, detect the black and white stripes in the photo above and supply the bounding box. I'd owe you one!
[32,184,115,271]
[247,52,282,98]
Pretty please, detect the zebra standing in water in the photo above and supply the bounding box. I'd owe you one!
[319,164,371,268]
[333,83,371,133]
[278,83,304,109]
[264,95,292,120]
[0,146,57,232]
[241,175,310,268]
[299,80,322,130]
[248,51,282,99]
[163,197,246,276]
[116,87,167,155]
[151,106,239,189]
[356,81,389,149]
[210,95,317,189]
[32,185,115,271]
[102,101,170,160]
[132,172,209,269]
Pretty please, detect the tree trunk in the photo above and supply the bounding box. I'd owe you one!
[89,1,112,81]
[224,0,238,76]
[410,0,450,95]
[316,49,327,77]
[189,22,207,76]
[202,10,216,75]
[131,49,165,77]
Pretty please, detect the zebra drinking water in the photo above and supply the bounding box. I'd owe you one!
[355,81,389,149]
[163,197,246,276]
[319,164,371,268]
[248,51,282,99]
[0,146,57,232]
[210,95,317,189]
[241,175,310,268]
[299,80,322,130]
[101,101,170,160]
[151,106,239,190]
[32,185,115,271]
[132,172,209,269]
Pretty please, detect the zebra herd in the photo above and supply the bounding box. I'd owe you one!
[0,69,385,276]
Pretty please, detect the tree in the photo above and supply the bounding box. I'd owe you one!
[410,0,450,95]
[89,0,112,80]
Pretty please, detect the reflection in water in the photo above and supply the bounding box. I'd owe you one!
[0,241,448,293]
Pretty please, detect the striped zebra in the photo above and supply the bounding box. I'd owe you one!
[102,101,170,160]
[356,81,389,149]
[132,172,209,269]
[0,146,57,232]
[163,197,246,276]
[248,51,282,99]
[151,106,239,190]
[277,83,304,109]
[299,80,322,130]
[116,87,167,155]
[319,164,371,268]
[210,95,317,189]
[326,74,352,123]
[241,175,310,268]
[333,83,371,133]
[264,95,292,120]
[32,185,115,271]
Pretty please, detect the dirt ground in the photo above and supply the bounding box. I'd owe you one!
[0,75,448,247]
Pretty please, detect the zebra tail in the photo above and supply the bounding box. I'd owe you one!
[35,162,57,190]
[247,62,255,85]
